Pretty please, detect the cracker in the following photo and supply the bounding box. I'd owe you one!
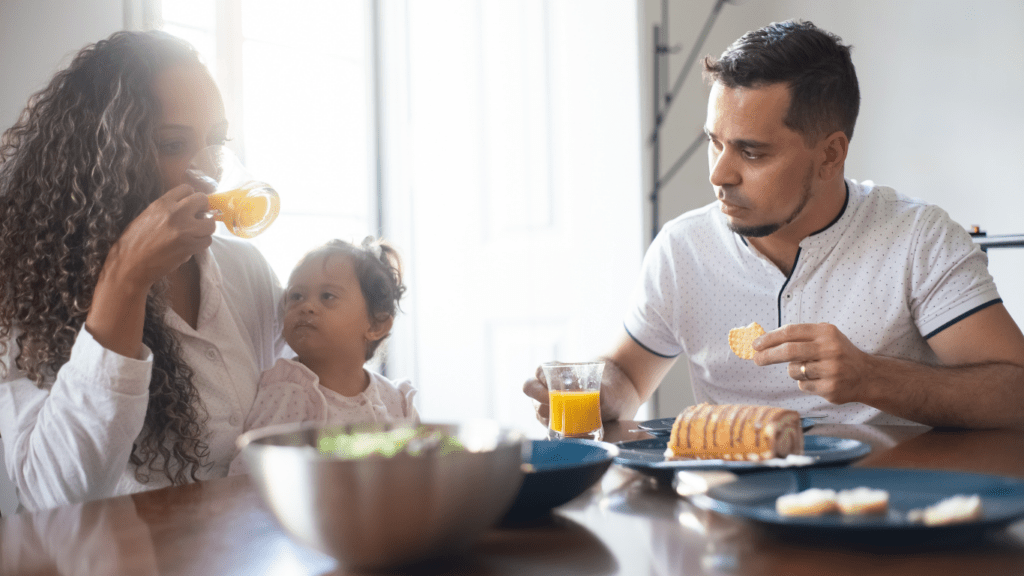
[776,488,838,516]
[728,322,765,360]
[907,494,983,526]
[836,487,890,515]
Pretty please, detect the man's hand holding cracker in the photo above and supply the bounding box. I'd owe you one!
[751,323,873,404]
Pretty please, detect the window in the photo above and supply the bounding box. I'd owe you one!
[157,0,646,434]
[160,0,378,283]
[378,0,646,434]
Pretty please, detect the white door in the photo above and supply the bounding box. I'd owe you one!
[379,0,646,436]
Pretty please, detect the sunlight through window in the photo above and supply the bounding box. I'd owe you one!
[160,0,644,430]
[162,1,376,283]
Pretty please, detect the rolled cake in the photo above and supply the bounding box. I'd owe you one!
[665,403,803,461]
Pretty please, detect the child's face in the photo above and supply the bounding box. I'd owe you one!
[283,254,379,365]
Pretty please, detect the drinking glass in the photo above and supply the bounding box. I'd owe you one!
[188,145,280,238]
[542,361,604,441]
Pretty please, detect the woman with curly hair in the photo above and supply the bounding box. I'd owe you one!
[0,30,285,511]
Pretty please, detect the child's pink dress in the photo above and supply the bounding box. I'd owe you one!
[229,357,418,475]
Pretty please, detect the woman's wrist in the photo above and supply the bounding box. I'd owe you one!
[96,240,154,296]
[85,246,152,359]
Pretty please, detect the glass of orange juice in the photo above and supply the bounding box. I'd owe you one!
[542,361,604,441]
[188,145,280,239]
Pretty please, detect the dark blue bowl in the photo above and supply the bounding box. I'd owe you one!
[502,438,618,522]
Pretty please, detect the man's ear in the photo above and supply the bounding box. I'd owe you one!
[366,314,394,342]
[819,130,849,180]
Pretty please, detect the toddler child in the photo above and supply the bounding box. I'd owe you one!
[229,237,416,474]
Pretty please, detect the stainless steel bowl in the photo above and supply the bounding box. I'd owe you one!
[237,420,525,570]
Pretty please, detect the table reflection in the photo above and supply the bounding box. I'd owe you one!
[324,514,618,576]
[810,423,920,454]
[614,477,1024,576]
[1,424,1022,576]
[591,424,1024,576]
[597,468,747,576]
[0,496,158,576]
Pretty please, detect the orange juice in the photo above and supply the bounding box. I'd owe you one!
[206,181,279,238]
[548,390,602,436]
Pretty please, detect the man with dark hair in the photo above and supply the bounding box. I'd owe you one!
[525,20,1024,428]
[704,20,860,146]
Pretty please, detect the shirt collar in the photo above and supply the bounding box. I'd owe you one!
[732,180,855,254]
[163,244,225,335]
[799,179,857,251]
[195,245,225,328]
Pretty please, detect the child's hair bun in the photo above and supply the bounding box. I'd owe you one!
[360,235,384,259]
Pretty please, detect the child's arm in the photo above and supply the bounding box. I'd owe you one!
[243,360,323,431]
[229,361,324,476]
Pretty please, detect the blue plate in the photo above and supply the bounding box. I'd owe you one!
[690,467,1024,538]
[502,439,619,522]
[637,417,816,436]
[614,435,870,481]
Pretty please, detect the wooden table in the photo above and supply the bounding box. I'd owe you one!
[2,422,1024,575]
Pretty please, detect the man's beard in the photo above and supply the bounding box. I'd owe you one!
[726,164,814,238]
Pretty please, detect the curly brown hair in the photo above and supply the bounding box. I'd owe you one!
[0,30,211,485]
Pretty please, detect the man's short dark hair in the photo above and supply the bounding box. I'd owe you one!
[703,20,860,146]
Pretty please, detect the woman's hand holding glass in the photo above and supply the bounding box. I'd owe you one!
[102,184,217,292]
[187,145,279,238]
[86,183,215,359]
[100,145,279,292]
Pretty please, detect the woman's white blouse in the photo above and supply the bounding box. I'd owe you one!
[0,236,285,511]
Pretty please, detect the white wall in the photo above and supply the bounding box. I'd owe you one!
[0,0,123,518]
[0,0,124,130]
[639,0,1024,417]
